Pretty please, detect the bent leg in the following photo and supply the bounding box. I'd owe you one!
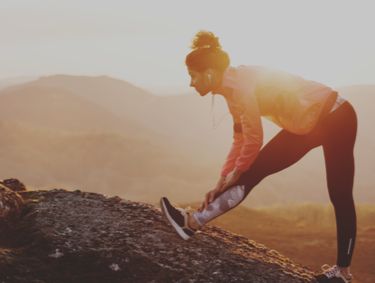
[193,129,322,226]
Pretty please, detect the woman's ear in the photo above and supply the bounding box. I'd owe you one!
[207,73,212,84]
[205,69,215,85]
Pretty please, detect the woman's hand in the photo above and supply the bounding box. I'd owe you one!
[198,176,226,212]
[222,168,242,190]
[198,169,243,212]
[198,189,220,212]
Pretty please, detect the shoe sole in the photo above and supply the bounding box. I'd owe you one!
[160,198,190,241]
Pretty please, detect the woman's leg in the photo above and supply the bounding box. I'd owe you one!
[322,102,358,268]
[192,128,323,226]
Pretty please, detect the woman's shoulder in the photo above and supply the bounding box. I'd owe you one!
[226,65,259,91]
[231,65,266,82]
[234,64,263,72]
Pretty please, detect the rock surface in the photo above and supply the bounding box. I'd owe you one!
[0,178,27,192]
[0,182,318,283]
[0,181,24,232]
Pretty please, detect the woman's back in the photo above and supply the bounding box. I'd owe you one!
[224,65,339,134]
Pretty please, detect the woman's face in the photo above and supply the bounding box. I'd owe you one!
[188,68,212,96]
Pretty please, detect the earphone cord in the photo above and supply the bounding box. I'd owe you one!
[211,94,229,130]
[211,94,216,129]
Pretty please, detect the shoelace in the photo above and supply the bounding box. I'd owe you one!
[176,208,192,228]
[176,207,186,214]
[321,264,352,282]
[176,208,200,232]
[184,206,195,214]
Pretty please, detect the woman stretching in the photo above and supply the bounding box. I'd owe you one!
[160,31,357,283]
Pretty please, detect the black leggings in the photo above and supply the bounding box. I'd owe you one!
[237,101,357,267]
[193,101,357,267]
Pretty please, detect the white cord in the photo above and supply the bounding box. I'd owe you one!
[210,94,230,130]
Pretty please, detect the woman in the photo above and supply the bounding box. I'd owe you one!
[160,31,357,283]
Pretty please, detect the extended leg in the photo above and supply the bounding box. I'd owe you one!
[193,129,322,226]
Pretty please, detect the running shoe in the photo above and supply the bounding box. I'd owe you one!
[314,264,353,283]
[160,197,197,240]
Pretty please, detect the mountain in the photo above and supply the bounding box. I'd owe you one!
[0,181,316,283]
[16,74,154,123]
[0,74,191,156]
[0,84,141,135]
[0,74,271,161]
[0,75,217,205]
[0,120,212,203]
[0,76,36,91]
[2,75,232,161]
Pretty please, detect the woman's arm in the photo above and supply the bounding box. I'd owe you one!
[220,124,244,177]
[233,87,263,173]
[220,87,263,192]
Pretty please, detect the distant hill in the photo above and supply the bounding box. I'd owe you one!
[0,120,211,203]
[2,75,231,161]
[0,76,36,91]
[20,74,154,122]
[0,84,142,135]
[0,74,188,154]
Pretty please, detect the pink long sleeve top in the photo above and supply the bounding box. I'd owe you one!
[214,65,341,177]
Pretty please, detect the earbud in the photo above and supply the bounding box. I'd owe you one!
[207,73,212,84]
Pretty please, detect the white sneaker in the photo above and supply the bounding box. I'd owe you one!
[314,264,353,283]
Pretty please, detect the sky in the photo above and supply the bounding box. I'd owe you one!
[1,0,374,94]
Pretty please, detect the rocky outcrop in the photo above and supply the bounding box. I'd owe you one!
[0,178,27,192]
[0,180,317,283]
[0,180,24,235]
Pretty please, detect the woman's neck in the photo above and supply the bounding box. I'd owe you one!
[210,66,233,98]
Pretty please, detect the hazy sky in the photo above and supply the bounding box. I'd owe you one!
[1,0,374,94]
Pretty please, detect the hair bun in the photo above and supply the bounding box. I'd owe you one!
[191,30,221,50]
